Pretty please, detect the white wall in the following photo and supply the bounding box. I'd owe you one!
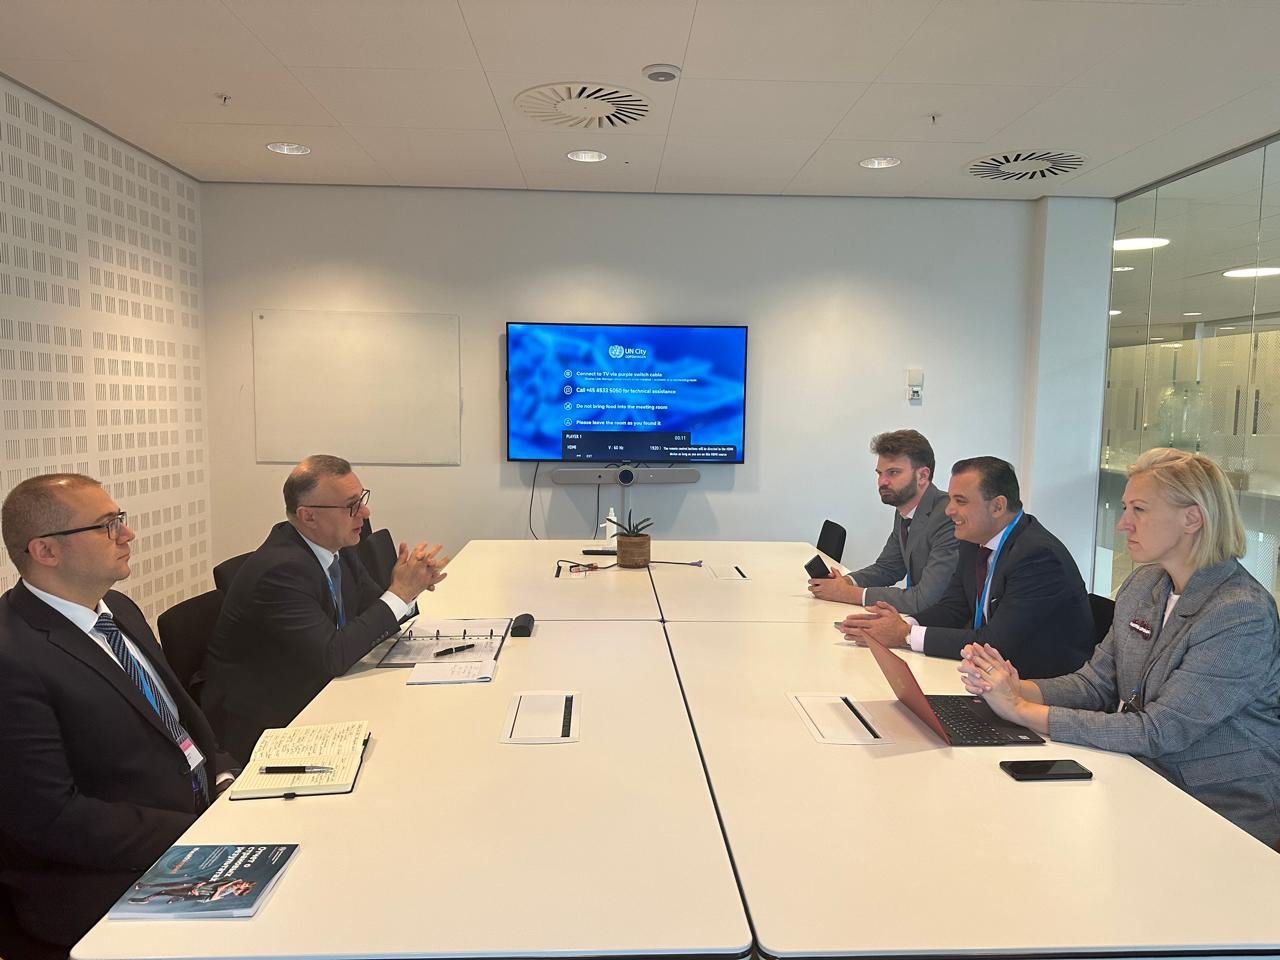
[0,75,212,621]
[202,184,1097,571]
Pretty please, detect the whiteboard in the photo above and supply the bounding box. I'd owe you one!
[252,309,461,465]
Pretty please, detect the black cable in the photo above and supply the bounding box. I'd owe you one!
[593,483,601,537]
[527,461,540,540]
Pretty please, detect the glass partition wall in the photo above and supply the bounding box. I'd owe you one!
[1096,140,1280,599]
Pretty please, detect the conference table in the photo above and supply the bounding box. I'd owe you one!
[74,540,1280,960]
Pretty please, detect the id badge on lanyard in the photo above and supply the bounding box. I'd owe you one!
[974,511,1023,629]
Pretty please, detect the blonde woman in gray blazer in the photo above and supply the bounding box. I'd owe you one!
[959,448,1280,847]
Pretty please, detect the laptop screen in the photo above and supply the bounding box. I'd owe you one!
[864,636,952,745]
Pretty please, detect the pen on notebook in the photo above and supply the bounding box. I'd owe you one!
[434,643,476,658]
[259,765,333,775]
[735,565,746,578]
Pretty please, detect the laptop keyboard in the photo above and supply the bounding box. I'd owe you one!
[925,695,1022,745]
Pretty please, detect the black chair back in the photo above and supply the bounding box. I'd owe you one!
[1088,593,1116,646]
[156,589,223,700]
[356,528,397,591]
[816,520,846,564]
[212,552,252,593]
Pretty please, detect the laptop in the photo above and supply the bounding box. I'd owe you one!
[865,636,1043,746]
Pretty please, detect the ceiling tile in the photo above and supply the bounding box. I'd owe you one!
[0,0,275,66]
[668,79,866,140]
[459,0,696,76]
[179,123,393,185]
[292,68,503,129]
[508,129,665,191]
[658,136,820,185]
[0,56,335,126]
[830,83,1052,142]
[222,0,481,70]
[683,0,938,82]
[348,127,526,188]
[878,0,1141,86]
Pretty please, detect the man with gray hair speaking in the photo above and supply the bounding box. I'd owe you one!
[202,454,447,762]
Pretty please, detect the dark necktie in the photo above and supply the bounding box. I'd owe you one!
[900,515,912,544]
[327,557,347,627]
[95,613,209,810]
[974,545,994,612]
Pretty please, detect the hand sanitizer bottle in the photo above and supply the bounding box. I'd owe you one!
[600,507,618,542]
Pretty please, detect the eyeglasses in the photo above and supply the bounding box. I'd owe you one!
[300,489,371,518]
[27,511,129,551]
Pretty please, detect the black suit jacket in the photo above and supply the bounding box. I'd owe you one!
[914,513,1094,679]
[201,521,401,763]
[0,582,233,947]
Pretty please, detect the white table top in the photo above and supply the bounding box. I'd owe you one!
[420,539,662,621]
[668,619,1280,958]
[649,541,849,623]
[74,621,750,960]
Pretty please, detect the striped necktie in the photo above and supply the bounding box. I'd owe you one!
[95,613,209,810]
[327,556,347,627]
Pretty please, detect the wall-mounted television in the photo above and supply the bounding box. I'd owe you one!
[506,322,748,464]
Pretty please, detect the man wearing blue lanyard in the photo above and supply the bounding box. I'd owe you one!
[837,456,1094,679]
[0,473,237,950]
[808,430,958,616]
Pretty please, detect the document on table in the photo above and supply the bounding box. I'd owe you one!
[230,720,371,799]
[710,564,748,580]
[789,693,890,745]
[407,659,497,684]
[502,691,580,744]
[379,618,510,666]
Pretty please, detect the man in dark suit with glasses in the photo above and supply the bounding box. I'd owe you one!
[202,454,447,762]
[0,473,236,951]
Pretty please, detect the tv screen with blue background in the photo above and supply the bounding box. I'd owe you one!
[506,323,748,463]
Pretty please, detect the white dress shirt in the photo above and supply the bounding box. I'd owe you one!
[297,533,413,622]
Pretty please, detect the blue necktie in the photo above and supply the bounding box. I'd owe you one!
[328,557,347,627]
[95,613,209,810]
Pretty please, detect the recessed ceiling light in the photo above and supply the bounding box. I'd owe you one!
[1113,237,1169,251]
[567,149,608,163]
[1223,266,1280,278]
[1150,337,1165,342]
[266,141,310,156]
[859,157,901,169]
[1113,266,1135,272]
[1220,326,1236,331]
[1109,309,1122,316]
[1182,312,1202,317]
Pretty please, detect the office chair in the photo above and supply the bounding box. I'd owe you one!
[0,886,68,960]
[156,589,223,700]
[211,552,252,593]
[1087,593,1116,646]
[356,528,397,591]
[816,520,846,564]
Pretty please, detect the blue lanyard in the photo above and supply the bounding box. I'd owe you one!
[974,511,1023,629]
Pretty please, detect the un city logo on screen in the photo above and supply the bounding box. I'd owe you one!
[608,344,625,359]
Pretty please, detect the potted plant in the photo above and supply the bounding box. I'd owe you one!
[606,510,653,568]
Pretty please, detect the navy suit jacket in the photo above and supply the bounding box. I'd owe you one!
[201,522,401,763]
[0,582,232,947]
[914,513,1095,679]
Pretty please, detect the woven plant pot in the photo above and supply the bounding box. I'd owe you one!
[616,534,651,568]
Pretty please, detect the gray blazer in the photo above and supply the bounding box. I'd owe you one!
[1036,559,1280,847]
[847,483,959,617]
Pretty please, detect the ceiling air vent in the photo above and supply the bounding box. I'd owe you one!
[515,83,651,129]
[968,150,1087,181]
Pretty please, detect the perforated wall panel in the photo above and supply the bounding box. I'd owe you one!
[0,76,210,622]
